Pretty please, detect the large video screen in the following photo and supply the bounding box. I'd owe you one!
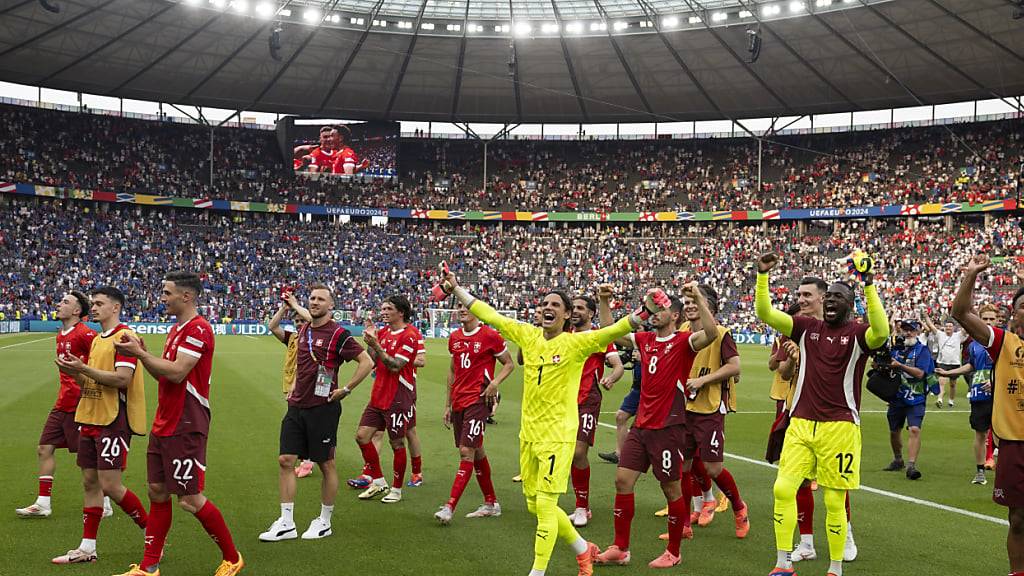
[287,119,398,179]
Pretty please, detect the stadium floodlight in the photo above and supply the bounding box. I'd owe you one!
[589,21,606,31]
[565,21,583,33]
[184,0,201,5]
[422,22,435,30]
[761,4,781,15]
[687,15,701,23]
[815,0,832,6]
[302,8,320,22]
[279,8,290,16]
[612,21,628,30]
[446,23,460,31]
[350,17,365,25]
[738,9,752,17]
[540,22,559,33]
[711,12,727,21]
[467,23,482,32]
[398,20,414,28]
[231,0,248,13]
[210,0,227,9]
[329,13,341,23]
[254,2,273,17]
[661,15,679,27]
[513,22,532,36]
[789,1,805,12]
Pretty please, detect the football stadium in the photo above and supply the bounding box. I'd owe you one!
[0,0,1023,574]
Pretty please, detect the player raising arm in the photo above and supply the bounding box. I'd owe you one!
[755,252,888,576]
[441,268,664,576]
[950,254,1024,576]
[594,282,718,569]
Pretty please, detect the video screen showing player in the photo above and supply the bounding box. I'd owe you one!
[289,119,398,179]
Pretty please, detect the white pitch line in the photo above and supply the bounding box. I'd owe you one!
[244,335,258,340]
[596,421,1008,527]
[0,336,54,351]
[600,410,972,415]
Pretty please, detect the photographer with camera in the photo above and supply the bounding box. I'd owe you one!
[882,320,936,480]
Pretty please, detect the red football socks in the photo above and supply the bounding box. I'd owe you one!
[612,493,635,550]
[796,483,814,535]
[692,458,713,493]
[474,457,497,504]
[393,447,408,489]
[39,476,53,498]
[411,455,423,475]
[82,507,102,540]
[447,460,475,510]
[572,465,590,509]
[194,500,240,564]
[666,496,689,556]
[116,489,149,529]
[358,441,383,480]
[680,471,694,529]
[714,468,744,509]
[141,500,172,571]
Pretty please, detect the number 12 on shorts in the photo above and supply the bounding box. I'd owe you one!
[835,452,854,475]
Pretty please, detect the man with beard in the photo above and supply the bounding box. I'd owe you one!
[260,284,374,542]
[773,278,858,563]
[755,253,889,576]
[594,283,718,569]
[568,295,625,528]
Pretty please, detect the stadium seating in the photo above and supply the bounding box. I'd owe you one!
[1,103,1019,212]
[1,196,1018,328]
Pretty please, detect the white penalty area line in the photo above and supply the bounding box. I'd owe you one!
[595,421,1009,527]
[0,335,54,351]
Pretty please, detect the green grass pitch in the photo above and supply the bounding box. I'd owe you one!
[0,332,1009,575]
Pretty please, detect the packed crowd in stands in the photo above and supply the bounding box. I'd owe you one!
[1,196,1020,331]
[1,102,1020,212]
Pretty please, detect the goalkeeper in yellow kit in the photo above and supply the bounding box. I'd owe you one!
[441,268,666,576]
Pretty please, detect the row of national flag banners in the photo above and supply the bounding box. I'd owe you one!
[1,182,1016,222]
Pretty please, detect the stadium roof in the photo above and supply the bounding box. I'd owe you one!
[0,0,1022,124]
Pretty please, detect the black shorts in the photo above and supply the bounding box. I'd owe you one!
[970,401,993,432]
[280,402,342,463]
[937,364,962,382]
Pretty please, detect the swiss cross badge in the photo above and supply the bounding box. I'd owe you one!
[552,355,561,364]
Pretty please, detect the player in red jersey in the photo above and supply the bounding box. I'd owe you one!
[17,291,98,519]
[355,295,426,503]
[51,287,149,565]
[111,272,243,576]
[568,295,624,528]
[434,301,515,524]
[299,126,341,174]
[594,283,718,569]
[331,127,370,175]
